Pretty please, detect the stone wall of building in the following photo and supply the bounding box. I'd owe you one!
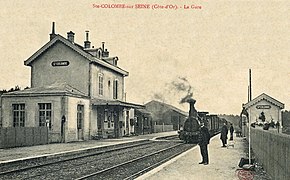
[31,42,90,95]
[90,64,125,101]
[66,96,90,142]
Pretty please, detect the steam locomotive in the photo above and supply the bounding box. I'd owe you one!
[178,99,226,143]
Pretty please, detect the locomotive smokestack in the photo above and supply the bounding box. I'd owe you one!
[188,98,198,118]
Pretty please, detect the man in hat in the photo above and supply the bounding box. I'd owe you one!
[198,122,210,165]
[229,123,234,141]
[220,123,228,147]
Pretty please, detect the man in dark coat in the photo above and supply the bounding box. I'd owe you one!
[229,123,234,140]
[220,123,228,147]
[198,122,210,165]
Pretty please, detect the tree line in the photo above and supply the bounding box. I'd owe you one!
[282,110,290,127]
[0,85,29,95]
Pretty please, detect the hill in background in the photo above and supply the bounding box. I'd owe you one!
[218,114,241,131]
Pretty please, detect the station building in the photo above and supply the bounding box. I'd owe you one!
[0,23,144,143]
[242,93,284,126]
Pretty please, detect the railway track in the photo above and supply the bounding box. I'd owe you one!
[155,134,181,141]
[0,140,151,177]
[76,143,194,180]
[0,136,193,180]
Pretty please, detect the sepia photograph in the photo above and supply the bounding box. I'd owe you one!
[0,0,289,179]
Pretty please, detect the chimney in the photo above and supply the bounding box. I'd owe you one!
[101,42,109,57]
[103,48,109,58]
[84,30,91,49]
[102,42,105,51]
[49,22,57,40]
[67,31,75,43]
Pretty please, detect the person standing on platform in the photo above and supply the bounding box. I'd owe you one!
[229,123,234,141]
[198,122,210,165]
[220,123,228,147]
[276,121,280,133]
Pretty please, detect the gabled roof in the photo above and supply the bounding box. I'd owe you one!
[243,93,284,109]
[2,82,88,98]
[91,98,144,109]
[24,34,128,76]
[145,100,188,116]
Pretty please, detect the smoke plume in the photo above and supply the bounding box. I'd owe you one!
[170,77,194,104]
[152,93,165,102]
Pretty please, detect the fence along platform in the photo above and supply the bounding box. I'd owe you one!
[0,127,48,148]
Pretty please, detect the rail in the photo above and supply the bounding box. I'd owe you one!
[0,141,152,177]
[76,143,184,180]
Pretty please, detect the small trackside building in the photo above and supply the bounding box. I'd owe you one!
[242,93,284,126]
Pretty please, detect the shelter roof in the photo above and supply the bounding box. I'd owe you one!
[136,108,152,115]
[243,93,284,109]
[91,98,144,109]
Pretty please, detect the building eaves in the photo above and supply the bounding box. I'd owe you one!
[92,98,144,109]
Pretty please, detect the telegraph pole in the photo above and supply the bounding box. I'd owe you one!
[248,68,252,165]
[249,69,252,101]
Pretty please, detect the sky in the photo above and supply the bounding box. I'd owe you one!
[0,0,289,115]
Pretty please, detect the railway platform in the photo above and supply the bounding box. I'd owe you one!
[0,131,270,179]
[0,131,177,164]
[137,135,259,180]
